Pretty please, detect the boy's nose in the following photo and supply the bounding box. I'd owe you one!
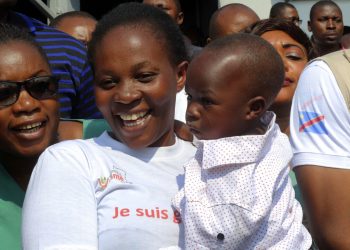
[186,102,200,122]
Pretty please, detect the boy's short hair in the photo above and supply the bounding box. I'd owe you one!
[206,33,284,108]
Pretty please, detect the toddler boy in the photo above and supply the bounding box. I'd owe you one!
[173,33,311,249]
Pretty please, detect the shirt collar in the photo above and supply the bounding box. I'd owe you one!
[8,11,40,34]
[197,112,279,169]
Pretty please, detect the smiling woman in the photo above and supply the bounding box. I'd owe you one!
[22,3,196,250]
[0,22,59,250]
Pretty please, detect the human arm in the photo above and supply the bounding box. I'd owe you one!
[22,142,98,250]
[290,61,350,249]
[294,166,350,249]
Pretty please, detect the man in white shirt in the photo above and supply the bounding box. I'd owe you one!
[290,49,350,248]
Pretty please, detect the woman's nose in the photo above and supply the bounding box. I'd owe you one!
[112,81,141,104]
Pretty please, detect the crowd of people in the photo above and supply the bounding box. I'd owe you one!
[0,0,349,249]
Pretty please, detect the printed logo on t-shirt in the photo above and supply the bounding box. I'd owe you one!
[299,111,328,134]
[98,166,129,189]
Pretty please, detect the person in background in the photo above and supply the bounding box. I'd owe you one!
[207,3,259,43]
[290,46,350,249]
[250,20,313,244]
[142,0,201,60]
[50,10,97,48]
[143,0,183,26]
[173,33,311,249]
[0,0,101,118]
[22,3,196,249]
[308,0,344,58]
[0,22,60,250]
[250,19,312,135]
[143,0,200,123]
[269,2,302,27]
[341,33,350,49]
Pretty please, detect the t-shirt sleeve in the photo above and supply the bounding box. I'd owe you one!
[289,61,350,169]
[22,142,98,250]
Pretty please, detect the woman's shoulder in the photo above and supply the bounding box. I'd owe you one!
[43,137,101,161]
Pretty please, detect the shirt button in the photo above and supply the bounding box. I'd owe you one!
[217,233,225,241]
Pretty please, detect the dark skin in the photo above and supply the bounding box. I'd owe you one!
[308,4,343,57]
[260,30,308,135]
[208,4,259,42]
[295,166,350,249]
[58,119,193,142]
[276,7,301,27]
[0,42,59,191]
[186,48,268,140]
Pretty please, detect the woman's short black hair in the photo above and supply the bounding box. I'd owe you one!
[88,2,187,67]
[0,22,48,63]
[250,18,312,60]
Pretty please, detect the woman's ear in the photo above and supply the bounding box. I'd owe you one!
[176,61,188,93]
[246,96,266,120]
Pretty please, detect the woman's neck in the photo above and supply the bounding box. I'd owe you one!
[270,103,291,136]
[0,154,38,191]
[276,116,290,136]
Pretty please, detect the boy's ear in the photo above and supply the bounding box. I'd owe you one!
[176,61,188,93]
[176,12,184,25]
[246,96,266,120]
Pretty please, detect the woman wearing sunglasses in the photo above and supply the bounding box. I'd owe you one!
[0,22,60,250]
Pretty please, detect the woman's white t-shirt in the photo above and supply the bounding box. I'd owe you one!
[22,132,196,250]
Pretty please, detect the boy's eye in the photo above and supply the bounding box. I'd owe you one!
[186,93,192,101]
[136,73,156,83]
[200,97,213,106]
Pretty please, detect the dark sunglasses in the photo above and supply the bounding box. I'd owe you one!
[0,75,58,107]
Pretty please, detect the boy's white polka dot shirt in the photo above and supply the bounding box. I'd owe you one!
[173,112,311,249]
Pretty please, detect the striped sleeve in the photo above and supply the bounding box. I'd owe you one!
[30,19,102,118]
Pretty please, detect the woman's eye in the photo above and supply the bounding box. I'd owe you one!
[137,73,156,83]
[286,54,303,61]
[98,79,117,89]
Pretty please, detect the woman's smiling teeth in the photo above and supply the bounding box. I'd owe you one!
[15,122,44,133]
[119,111,149,127]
